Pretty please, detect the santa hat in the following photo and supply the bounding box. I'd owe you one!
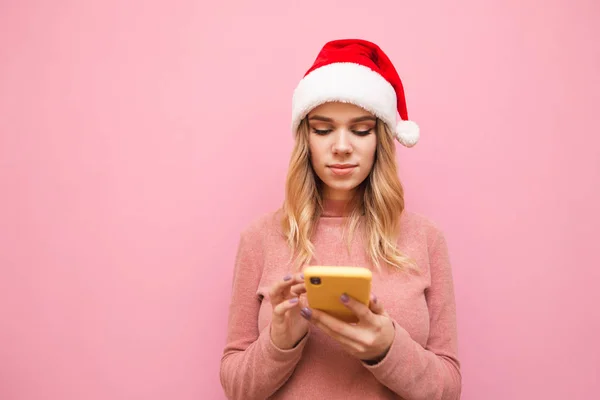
[291,39,419,147]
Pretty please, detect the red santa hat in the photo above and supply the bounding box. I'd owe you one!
[291,39,419,147]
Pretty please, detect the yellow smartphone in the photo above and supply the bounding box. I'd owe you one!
[303,266,372,323]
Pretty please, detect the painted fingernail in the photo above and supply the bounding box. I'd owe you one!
[299,273,304,279]
[341,293,349,303]
[289,297,299,304]
[283,274,292,281]
[300,307,312,320]
[372,294,378,304]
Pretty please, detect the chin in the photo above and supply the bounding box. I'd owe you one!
[324,181,361,193]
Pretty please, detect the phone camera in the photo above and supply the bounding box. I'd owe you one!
[310,277,321,285]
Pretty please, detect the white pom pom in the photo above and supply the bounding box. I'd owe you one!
[395,120,420,147]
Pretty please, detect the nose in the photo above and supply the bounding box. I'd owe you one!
[332,130,353,154]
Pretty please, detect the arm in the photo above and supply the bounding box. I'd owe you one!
[219,228,309,400]
[364,230,462,400]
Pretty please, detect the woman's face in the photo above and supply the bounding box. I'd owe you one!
[307,102,378,201]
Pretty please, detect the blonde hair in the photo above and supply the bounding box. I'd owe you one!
[281,117,417,272]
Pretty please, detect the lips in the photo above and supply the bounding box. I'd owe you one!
[329,164,356,168]
[328,164,357,176]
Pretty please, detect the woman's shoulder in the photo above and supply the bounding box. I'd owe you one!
[400,209,447,243]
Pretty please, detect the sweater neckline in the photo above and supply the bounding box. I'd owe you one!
[321,198,353,218]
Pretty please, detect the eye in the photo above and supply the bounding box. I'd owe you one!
[353,129,373,136]
[312,128,332,135]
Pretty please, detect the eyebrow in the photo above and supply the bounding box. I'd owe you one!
[308,115,376,123]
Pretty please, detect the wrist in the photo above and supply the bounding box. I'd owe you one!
[362,345,390,365]
[270,326,308,350]
[293,331,308,347]
[270,334,293,350]
[363,319,395,365]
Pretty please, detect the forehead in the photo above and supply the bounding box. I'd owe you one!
[308,102,375,121]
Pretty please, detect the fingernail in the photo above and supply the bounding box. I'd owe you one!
[372,294,378,304]
[289,297,299,304]
[300,307,312,320]
[341,293,349,303]
[283,274,292,281]
[299,273,304,279]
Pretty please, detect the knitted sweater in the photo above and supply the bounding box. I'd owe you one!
[220,199,461,399]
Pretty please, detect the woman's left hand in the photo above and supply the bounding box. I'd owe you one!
[300,293,395,363]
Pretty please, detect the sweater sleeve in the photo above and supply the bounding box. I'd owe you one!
[219,225,309,400]
[363,229,462,400]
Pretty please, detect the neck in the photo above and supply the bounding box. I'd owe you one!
[321,197,349,217]
[321,193,364,218]
[322,189,354,202]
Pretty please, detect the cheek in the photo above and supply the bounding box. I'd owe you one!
[308,141,324,166]
[368,146,377,166]
[361,139,377,168]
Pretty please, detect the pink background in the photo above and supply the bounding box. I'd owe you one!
[1,1,599,399]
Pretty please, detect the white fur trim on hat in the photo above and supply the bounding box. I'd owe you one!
[395,120,420,147]
[292,62,398,133]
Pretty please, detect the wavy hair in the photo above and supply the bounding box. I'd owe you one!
[281,117,417,272]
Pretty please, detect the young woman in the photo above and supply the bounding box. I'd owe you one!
[220,38,461,400]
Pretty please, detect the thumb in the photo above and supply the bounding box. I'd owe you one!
[369,294,389,317]
[298,292,309,309]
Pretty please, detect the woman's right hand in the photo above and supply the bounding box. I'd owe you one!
[269,273,309,350]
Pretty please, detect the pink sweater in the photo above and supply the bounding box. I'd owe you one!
[220,199,461,399]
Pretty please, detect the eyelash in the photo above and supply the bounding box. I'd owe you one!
[312,129,372,136]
